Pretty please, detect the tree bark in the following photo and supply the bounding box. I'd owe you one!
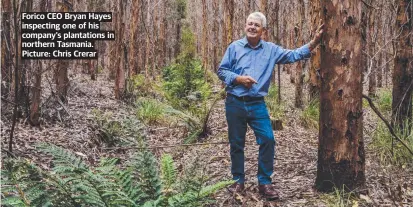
[202,0,208,75]
[130,0,140,75]
[294,0,305,108]
[367,0,377,97]
[392,0,413,131]
[316,0,366,192]
[212,0,219,72]
[309,0,321,101]
[114,0,125,99]
[55,0,71,103]
[1,0,12,98]
[225,0,234,45]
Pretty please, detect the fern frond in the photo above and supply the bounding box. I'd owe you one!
[130,150,162,204]
[160,154,177,192]
[36,143,88,170]
[198,180,234,198]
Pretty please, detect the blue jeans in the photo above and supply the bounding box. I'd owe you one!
[225,95,275,185]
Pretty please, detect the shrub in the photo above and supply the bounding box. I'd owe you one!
[135,98,166,125]
[162,27,212,112]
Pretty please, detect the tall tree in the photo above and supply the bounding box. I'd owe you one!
[1,0,12,98]
[175,0,186,57]
[316,0,366,192]
[212,0,219,72]
[129,0,140,75]
[294,0,305,108]
[55,0,71,103]
[367,0,377,97]
[30,0,47,126]
[201,0,208,73]
[225,0,234,45]
[392,0,413,131]
[309,0,321,101]
[114,0,125,99]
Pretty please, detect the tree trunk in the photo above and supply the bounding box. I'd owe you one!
[392,0,413,131]
[316,0,366,192]
[114,0,125,99]
[367,1,377,97]
[225,0,234,45]
[309,0,321,101]
[130,0,140,75]
[294,0,305,108]
[29,0,47,126]
[30,60,42,126]
[1,0,12,98]
[213,0,219,72]
[202,0,208,75]
[55,0,71,103]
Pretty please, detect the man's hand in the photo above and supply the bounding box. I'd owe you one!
[235,76,258,89]
[309,24,324,51]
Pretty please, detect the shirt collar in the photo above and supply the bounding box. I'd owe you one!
[242,36,263,49]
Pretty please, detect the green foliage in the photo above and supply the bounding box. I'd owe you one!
[372,121,413,166]
[91,109,123,146]
[320,186,358,207]
[265,85,286,120]
[300,99,320,129]
[1,143,232,207]
[161,154,177,193]
[162,27,212,112]
[165,93,222,143]
[91,109,145,146]
[126,74,165,99]
[376,88,392,116]
[135,98,166,125]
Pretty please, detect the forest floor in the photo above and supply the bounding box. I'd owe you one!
[1,68,412,207]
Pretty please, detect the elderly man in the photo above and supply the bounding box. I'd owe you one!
[217,12,323,199]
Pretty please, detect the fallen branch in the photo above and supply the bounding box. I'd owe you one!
[362,94,413,156]
[2,148,17,158]
[102,141,233,150]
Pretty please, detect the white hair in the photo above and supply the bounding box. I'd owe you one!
[247,12,267,28]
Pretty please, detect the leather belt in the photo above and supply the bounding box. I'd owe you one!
[227,93,264,102]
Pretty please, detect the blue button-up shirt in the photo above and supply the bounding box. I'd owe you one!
[217,37,311,97]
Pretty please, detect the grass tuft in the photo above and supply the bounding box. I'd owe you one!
[372,120,413,167]
[135,98,166,125]
[300,100,320,129]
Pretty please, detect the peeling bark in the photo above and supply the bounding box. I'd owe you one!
[316,0,366,192]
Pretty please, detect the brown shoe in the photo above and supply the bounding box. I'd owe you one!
[258,184,280,200]
[227,182,245,194]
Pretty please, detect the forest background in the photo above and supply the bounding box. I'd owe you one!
[1,0,413,206]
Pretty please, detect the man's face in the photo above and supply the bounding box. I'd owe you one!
[245,18,263,40]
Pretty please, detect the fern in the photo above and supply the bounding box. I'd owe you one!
[130,149,162,204]
[2,144,232,207]
[160,154,177,197]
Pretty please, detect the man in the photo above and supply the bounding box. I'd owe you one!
[217,12,323,199]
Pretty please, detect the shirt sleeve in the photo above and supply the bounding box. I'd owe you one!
[273,43,311,64]
[217,44,239,87]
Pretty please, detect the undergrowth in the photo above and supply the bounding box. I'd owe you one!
[265,85,286,120]
[372,121,413,167]
[300,99,320,130]
[320,186,359,207]
[135,98,166,125]
[91,109,144,146]
[1,143,233,207]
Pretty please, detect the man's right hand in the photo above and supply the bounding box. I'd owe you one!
[235,76,258,89]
